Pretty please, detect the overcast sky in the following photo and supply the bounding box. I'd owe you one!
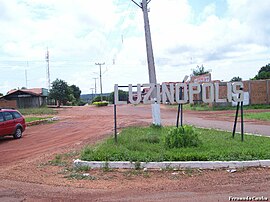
[0,0,269,95]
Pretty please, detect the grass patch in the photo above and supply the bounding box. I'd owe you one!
[25,117,51,123]
[64,173,97,180]
[81,126,270,162]
[48,154,68,166]
[19,107,57,115]
[244,112,270,121]
[177,104,270,111]
[226,112,270,121]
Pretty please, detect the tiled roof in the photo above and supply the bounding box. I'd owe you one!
[7,88,43,96]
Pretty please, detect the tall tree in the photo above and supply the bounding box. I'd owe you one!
[0,93,3,97]
[49,79,71,107]
[192,65,209,76]
[69,84,81,101]
[230,76,242,82]
[253,63,270,80]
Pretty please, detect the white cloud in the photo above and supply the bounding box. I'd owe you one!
[0,0,269,95]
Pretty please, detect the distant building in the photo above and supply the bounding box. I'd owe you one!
[1,88,48,108]
[190,73,211,83]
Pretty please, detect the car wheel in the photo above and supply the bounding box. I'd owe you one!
[13,127,23,139]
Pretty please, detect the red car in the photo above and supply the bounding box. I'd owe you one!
[0,108,26,139]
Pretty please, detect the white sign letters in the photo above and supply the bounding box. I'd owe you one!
[114,82,244,105]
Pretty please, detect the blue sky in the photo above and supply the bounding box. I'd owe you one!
[0,0,269,95]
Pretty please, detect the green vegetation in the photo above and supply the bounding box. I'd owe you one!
[49,154,68,166]
[92,95,109,103]
[108,90,129,103]
[81,126,270,162]
[93,101,109,107]
[230,76,242,82]
[19,107,57,115]
[192,64,209,76]
[49,79,70,106]
[252,63,270,80]
[49,79,84,106]
[179,104,270,111]
[45,152,98,180]
[244,112,270,121]
[25,117,51,123]
[164,126,201,148]
[65,173,96,180]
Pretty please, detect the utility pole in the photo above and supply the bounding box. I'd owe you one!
[95,63,105,101]
[90,87,95,102]
[25,69,28,88]
[93,77,98,97]
[45,48,51,90]
[25,61,28,88]
[131,0,161,125]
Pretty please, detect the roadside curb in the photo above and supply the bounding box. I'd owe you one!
[26,117,59,126]
[27,119,48,126]
[74,159,270,170]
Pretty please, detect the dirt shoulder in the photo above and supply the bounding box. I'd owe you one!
[0,105,270,201]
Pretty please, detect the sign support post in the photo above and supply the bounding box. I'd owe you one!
[176,76,188,127]
[114,103,117,143]
[232,87,244,141]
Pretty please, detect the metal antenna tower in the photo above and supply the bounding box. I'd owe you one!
[25,61,29,88]
[45,48,51,90]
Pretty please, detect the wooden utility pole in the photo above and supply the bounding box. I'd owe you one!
[131,0,161,125]
[141,0,157,86]
[95,63,105,101]
[90,87,95,102]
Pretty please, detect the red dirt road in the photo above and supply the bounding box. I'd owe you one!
[0,105,270,201]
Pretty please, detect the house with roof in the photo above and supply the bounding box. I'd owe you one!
[0,88,48,108]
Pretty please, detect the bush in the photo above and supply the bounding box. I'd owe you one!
[92,96,108,103]
[164,125,201,148]
[93,101,109,107]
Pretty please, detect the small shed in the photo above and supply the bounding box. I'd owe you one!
[1,88,48,108]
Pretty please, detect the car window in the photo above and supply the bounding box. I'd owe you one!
[3,112,14,121]
[0,112,4,122]
[12,111,22,119]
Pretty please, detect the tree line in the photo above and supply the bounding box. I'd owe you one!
[1,64,269,103]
